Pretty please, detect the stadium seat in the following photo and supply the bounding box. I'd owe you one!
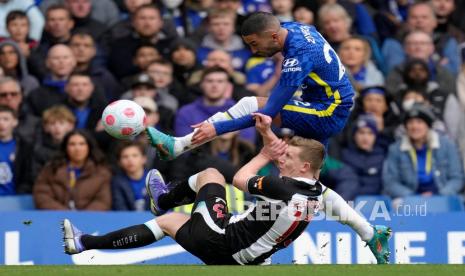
[400,195,465,213]
[354,195,392,218]
[0,195,35,211]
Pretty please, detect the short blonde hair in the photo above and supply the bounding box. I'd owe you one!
[42,105,76,125]
[208,8,236,22]
[288,136,325,172]
[340,36,372,63]
[318,3,352,29]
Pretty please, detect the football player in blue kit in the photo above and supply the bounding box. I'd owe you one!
[147,11,352,158]
[146,12,391,263]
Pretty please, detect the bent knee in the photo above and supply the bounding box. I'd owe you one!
[196,168,225,190]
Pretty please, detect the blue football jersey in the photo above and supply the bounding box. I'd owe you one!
[279,22,354,116]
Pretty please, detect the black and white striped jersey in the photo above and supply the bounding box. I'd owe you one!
[225,175,323,265]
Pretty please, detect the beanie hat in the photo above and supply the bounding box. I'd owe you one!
[403,103,435,127]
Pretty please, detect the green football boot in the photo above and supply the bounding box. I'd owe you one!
[367,225,392,264]
[146,127,176,160]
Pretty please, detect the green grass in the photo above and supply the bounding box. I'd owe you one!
[1,265,464,276]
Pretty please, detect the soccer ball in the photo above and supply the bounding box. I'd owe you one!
[101,100,147,139]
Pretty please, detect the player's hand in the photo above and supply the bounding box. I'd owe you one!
[260,139,287,160]
[253,112,272,134]
[191,122,217,145]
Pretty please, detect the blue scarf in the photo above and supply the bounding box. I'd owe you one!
[43,77,67,94]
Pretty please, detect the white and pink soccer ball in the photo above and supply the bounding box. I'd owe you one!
[101,100,147,139]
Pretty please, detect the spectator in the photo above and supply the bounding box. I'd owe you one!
[383,103,464,198]
[110,0,178,42]
[319,3,385,72]
[169,38,202,89]
[0,76,39,143]
[64,0,107,42]
[457,48,465,110]
[189,49,246,86]
[214,0,246,36]
[31,105,76,180]
[373,0,412,42]
[385,31,456,96]
[108,4,177,78]
[40,0,120,28]
[120,43,162,88]
[167,0,213,40]
[197,9,251,72]
[188,50,253,101]
[175,66,255,143]
[430,0,465,43]
[124,73,178,114]
[349,86,399,150]
[338,36,384,91]
[0,0,45,41]
[341,114,386,196]
[108,0,150,39]
[69,31,123,101]
[28,4,75,80]
[133,44,161,73]
[0,40,39,95]
[0,105,31,195]
[395,88,461,140]
[64,72,106,131]
[318,0,378,39]
[382,2,460,75]
[318,3,353,51]
[27,44,77,117]
[393,59,461,139]
[33,129,111,210]
[146,59,195,107]
[292,4,314,25]
[111,140,150,211]
[271,0,294,22]
[0,10,38,57]
[121,73,175,133]
[41,4,74,46]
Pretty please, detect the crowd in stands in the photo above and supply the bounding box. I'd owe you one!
[1,0,465,212]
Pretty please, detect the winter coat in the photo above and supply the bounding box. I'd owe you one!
[383,130,464,198]
[33,160,111,210]
[341,143,386,196]
[111,172,150,211]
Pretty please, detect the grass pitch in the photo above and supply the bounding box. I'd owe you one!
[1,265,464,276]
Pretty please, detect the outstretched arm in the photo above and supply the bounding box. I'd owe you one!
[214,83,299,135]
[191,83,297,145]
[191,54,313,145]
[214,54,313,135]
[232,113,287,191]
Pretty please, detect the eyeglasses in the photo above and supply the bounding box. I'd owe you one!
[0,92,21,99]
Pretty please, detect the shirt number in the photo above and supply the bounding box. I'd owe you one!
[323,42,345,81]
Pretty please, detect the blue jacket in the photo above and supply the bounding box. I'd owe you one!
[382,131,464,198]
[111,173,150,211]
[341,143,386,196]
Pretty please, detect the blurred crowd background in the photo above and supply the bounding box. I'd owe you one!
[1,0,465,212]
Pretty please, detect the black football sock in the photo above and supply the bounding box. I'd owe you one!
[158,180,197,210]
[81,224,156,250]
